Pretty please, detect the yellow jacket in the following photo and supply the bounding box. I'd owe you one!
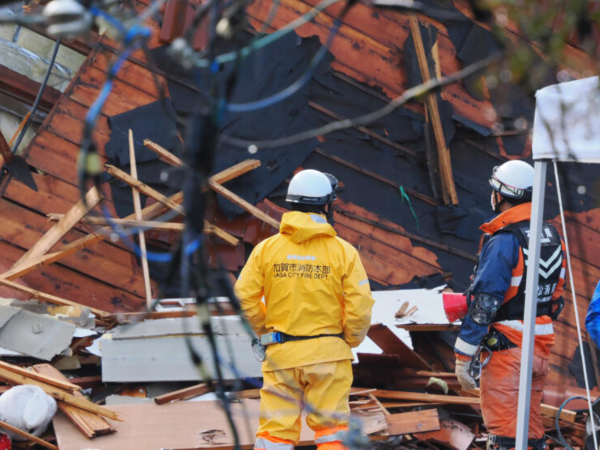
[235,211,375,371]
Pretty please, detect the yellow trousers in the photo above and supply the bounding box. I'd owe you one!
[255,360,352,450]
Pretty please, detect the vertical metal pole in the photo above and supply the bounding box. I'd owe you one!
[515,160,547,450]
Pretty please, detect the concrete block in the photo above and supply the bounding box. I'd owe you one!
[15,28,55,59]
[0,24,17,41]
[55,45,86,73]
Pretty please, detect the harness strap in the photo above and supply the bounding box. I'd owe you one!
[280,332,343,343]
[260,331,344,346]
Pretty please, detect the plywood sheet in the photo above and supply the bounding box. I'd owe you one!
[53,399,385,450]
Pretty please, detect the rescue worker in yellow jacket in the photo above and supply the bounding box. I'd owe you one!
[235,169,374,450]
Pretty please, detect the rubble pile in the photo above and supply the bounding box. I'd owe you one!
[0,290,594,450]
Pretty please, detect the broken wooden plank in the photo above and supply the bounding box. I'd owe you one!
[233,389,261,399]
[208,180,280,229]
[47,214,185,231]
[540,403,577,424]
[350,388,378,396]
[208,159,261,185]
[0,361,80,392]
[106,164,239,246]
[408,14,458,206]
[0,278,111,320]
[137,144,272,231]
[0,130,12,165]
[33,364,115,438]
[0,367,119,419]
[129,129,152,307]
[154,383,211,405]
[144,139,184,167]
[386,408,440,435]
[373,389,480,405]
[368,392,391,416]
[10,186,102,272]
[0,417,58,450]
[0,160,259,283]
[105,164,185,215]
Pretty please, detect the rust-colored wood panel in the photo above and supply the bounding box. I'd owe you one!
[549,218,600,271]
[25,131,107,186]
[300,0,464,81]
[0,240,145,312]
[5,172,78,213]
[246,2,407,92]
[91,51,163,98]
[71,66,158,117]
[550,209,600,270]
[0,199,153,299]
[566,255,600,301]
[335,200,442,270]
[247,0,492,130]
[3,170,119,220]
[45,98,111,151]
[335,222,440,286]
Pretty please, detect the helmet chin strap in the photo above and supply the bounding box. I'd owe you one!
[491,191,505,214]
[326,203,335,226]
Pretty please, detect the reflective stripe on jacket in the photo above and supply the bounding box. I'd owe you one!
[454,203,565,360]
[235,211,375,371]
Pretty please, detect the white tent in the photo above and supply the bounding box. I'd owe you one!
[517,76,600,449]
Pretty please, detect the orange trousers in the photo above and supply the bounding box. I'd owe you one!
[480,346,549,440]
[255,361,352,450]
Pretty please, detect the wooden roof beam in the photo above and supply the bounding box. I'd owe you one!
[141,141,278,230]
[408,15,459,206]
[0,64,61,113]
[0,160,260,284]
[128,130,152,306]
[105,164,239,246]
[9,186,102,272]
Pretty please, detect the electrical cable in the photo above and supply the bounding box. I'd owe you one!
[553,160,599,450]
[10,37,61,154]
[254,0,281,36]
[555,396,586,449]
[77,19,151,200]
[219,51,503,149]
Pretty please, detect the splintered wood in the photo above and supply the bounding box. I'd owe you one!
[33,364,115,438]
[0,360,118,421]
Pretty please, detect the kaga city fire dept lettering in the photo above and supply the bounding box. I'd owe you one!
[273,261,332,279]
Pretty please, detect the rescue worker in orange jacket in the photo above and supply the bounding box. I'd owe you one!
[235,169,374,450]
[454,160,566,450]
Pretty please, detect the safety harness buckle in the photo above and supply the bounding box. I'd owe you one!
[260,332,283,346]
[469,344,492,380]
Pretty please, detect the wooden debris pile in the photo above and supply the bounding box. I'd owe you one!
[349,321,595,450]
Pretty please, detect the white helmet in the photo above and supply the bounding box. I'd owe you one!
[286,169,336,205]
[489,160,534,200]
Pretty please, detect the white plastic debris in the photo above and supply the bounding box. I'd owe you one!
[0,385,57,439]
